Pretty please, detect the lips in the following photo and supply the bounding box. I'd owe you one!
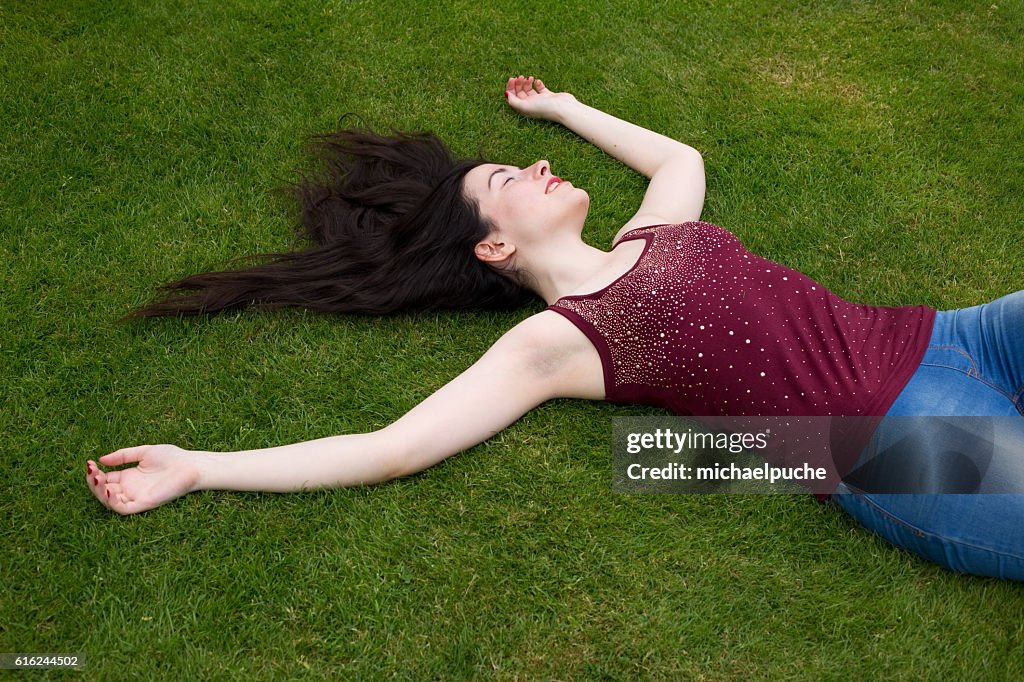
[546,176,562,193]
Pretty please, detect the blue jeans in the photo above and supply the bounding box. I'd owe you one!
[830,289,1024,581]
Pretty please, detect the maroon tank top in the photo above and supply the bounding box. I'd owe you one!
[546,222,935,418]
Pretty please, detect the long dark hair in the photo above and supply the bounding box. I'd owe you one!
[121,125,537,319]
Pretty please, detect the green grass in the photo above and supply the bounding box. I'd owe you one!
[3,0,1023,678]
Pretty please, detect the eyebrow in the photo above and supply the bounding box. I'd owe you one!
[487,167,507,191]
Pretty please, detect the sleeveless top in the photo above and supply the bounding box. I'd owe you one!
[546,222,936,418]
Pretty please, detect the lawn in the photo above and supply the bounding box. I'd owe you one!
[2,0,1023,679]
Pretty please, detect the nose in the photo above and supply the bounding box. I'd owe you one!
[528,160,550,179]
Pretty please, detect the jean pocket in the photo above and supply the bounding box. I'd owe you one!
[919,345,1021,410]
[920,344,979,377]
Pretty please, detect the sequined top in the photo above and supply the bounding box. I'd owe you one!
[546,222,935,418]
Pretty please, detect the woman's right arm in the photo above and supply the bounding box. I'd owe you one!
[87,312,578,515]
[505,75,706,242]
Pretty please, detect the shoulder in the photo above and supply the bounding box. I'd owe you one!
[610,216,671,248]
[492,310,605,400]
[611,219,733,248]
[498,309,596,354]
[610,217,714,248]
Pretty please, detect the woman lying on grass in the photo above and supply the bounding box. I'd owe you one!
[86,75,1024,581]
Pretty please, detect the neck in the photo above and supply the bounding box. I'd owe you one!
[520,233,628,305]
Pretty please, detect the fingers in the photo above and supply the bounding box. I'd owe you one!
[99,445,151,467]
[88,472,139,515]
[105,481,126,508]
[507,75,541,99]
[508,75,523,98]
[90,449,140,513]
[87,459,133,514]
[86,460,112,510]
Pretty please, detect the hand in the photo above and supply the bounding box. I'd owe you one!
[504,75,578,122]
[86,444,201,515]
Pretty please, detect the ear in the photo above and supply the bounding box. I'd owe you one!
[474,235,517,265]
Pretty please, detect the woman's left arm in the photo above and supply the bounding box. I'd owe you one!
[505,75,705,240]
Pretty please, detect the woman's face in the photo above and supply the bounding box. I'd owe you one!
[462,160,590,260]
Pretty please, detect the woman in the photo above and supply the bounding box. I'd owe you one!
[86,75,1024,581]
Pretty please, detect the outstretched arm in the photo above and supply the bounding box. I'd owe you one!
[505,75,706,241]
[87,313,570,515]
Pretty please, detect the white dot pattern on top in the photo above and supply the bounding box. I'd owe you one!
[546,222,935,417]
